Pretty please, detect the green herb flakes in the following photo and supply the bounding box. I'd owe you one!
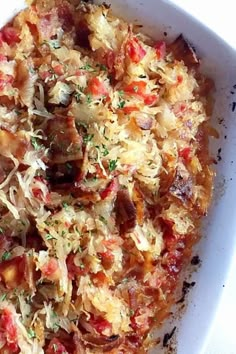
[1,251,11,261]
[62,202,69,209]
[27,328,36,339]
[0,293,7,301]
[45,234,55,240]
[109,159,118,172]
[99,215,107,224]
[83,134,94,143]
[86,94,92,104]
[117,100,125,109]
[31,137,42,151]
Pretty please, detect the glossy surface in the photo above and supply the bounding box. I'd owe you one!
[2,1,236,353]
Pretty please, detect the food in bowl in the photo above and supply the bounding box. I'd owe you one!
[0,0,214,352]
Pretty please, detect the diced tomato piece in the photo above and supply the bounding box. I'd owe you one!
[1,27,20,45]
[98,250,114,270]
[177,75,183,85]
[179,147,191,162]
[124,81,147,96]
[89,314,112,335]
[92,271,108,286]
[46,338,69,354]
[126,37,146,63]
[0,54,7,62]
[122,106,139,114]
[53,64,64,76]
[40,71,51,81]
[0,308,19,353]
[154,40,166,60]
[66,253,86,280]
[100,179,118,200]
[41,258,60,281]
[75,70,85,77]
[144,94,158,106]
[0,72,14,91]
[87,77,108,96]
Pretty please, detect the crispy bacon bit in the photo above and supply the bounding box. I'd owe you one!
[75,20,91,49]
[0,308,19,353]
[57,3,74,30]
[15,59,37,107]
[66,253,86,280]
[98,250,114,270]
[170,34,199,67]
[0,130,29,160]
[82,333,123,352]
[89,314,112,335]
[46,337,69,354]
[1,27,20,45]
[115,190,136,232]
[169,166,193,203]
[0,255,27,289]
[45,116,83,164]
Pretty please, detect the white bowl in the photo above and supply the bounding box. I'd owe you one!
[2,1,236,353]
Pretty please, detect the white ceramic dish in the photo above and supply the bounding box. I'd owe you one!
[1,1,236,353]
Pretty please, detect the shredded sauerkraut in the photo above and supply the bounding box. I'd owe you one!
[0,1,214,353]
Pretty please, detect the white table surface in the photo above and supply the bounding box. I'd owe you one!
[170,1,236,353]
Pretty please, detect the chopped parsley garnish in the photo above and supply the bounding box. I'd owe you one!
[83,134,94,143]
[99,64,107,71]
[133,86,139,92]
[31,137,42,151]
[118,90,124,96]
[77,85,84,92]
[62,202,69,209]
[99,215,107,224]
[43,39,61,49]
[0,227,3,234]
[117,100,125,109]
[102,127,109,141]
[129,309,134,316]
[2,251,11,261]
[80,64,92,70]
[45,234,55,240]
[66,162,72,171]
[86,94,92,104]
[74,92,82,103]
[101,144,109,156]
[27,328,36,339]
[109,159,118,172]
[139,74,146,78]
[0,293,7,301]
[49,39,61,49]
[79,263,85,269]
